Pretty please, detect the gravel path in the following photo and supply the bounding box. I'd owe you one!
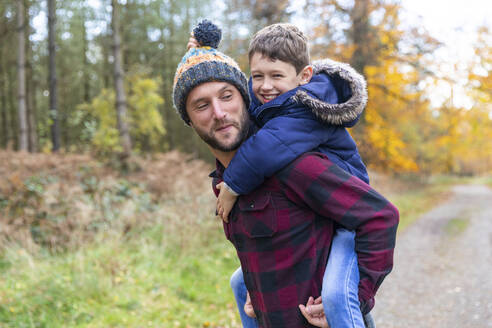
[372,184,492,328]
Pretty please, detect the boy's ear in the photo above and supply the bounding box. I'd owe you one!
[298,65,313,85]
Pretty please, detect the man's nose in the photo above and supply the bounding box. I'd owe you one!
[211,99,227,119]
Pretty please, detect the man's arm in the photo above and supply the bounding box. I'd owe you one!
[277,152,399,314]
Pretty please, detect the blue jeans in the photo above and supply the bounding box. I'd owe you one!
[230,229,373,328]
[230,267,259,328]
[321,229,366,328]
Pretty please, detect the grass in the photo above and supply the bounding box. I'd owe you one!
[444,217,470,236]
[0,226,241,328]
[474,175,492,189]
[387,182,452,232]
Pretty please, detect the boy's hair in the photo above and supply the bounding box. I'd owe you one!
[248,23,310,74]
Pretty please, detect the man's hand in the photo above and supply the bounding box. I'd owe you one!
[244,291,256,318]
[187,32,200,50]
[216,182,238,222]
[299,296,329,328]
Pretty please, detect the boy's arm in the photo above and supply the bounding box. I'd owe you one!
[277,153,399,314]
[223,116,338,195]
[216,182,238,222]
[211,170,237,222]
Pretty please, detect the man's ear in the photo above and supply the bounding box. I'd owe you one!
[298,65,313,86]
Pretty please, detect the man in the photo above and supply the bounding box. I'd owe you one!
[172,22,399,328]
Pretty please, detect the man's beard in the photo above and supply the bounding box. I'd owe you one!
[194,109,250,152]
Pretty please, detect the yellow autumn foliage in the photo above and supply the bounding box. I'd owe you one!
[77,76,165,155]
[329,2,492,175]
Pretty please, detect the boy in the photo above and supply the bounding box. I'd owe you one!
[215,23,368,217]
[187,22,379,328]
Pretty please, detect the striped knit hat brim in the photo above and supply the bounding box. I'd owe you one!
[172,21,249,125]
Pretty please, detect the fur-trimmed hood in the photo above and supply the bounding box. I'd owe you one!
[249,58,367,126]
[292,59,368,125]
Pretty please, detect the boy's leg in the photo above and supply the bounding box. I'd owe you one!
[363,312,376,328]
[321,229,366,328]
[230,267,259,328]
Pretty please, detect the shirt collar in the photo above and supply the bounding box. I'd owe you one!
[209,159,225,179]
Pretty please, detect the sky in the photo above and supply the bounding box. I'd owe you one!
[402,0,489,39]
[402,0,488,66]
[400,0,490,109]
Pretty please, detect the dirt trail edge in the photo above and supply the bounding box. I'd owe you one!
[372,184,492,328]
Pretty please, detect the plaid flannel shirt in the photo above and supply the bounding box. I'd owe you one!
[211,152,399,328]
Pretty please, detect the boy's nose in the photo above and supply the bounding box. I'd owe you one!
[261,78,273,90]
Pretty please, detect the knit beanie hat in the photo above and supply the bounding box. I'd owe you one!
[173,20,250,125]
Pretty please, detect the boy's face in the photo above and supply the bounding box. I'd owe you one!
[250,52,311,104]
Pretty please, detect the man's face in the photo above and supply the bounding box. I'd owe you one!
[186,81,249,152]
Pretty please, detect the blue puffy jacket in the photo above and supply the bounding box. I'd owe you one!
[223,58,369,195]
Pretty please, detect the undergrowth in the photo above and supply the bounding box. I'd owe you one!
[0,150,242,327]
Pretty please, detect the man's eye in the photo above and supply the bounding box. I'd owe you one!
[196,103,208,110]
[222,93,232,100]
[273,74,283,78]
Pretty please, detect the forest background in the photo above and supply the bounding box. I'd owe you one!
[0,0,491,327]
[1,0,491,174]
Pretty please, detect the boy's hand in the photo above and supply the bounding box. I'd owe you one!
[187,32,200,50]
[216,182,238,222]
[244,292,256,318]
[299,296,329,328]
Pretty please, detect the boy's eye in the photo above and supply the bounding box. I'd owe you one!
[273,74,283,78]
[252,74,262,79]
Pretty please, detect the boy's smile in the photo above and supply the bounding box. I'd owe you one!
[250,52,312,104]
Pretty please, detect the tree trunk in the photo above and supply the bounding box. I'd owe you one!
[349,0,373,75]
[347,0,378,135]
[17,0,28,151]
[0,5,7,149]
[8,61,17,150]
[160,0,176,149]
[31,79,38,151]
[48,0,60,152]
[102,34,111,89]
[82,19,90,103]
[26,32,37,152]
[26,78,37,152]
[111,0,132,158]
[0,45,8,148]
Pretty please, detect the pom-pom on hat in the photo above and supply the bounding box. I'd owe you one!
[173,20,250,125]
[193,20,222,49]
